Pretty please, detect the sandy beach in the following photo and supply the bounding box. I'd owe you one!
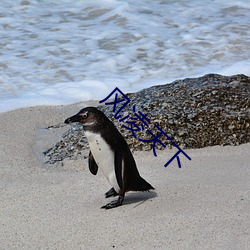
[0,102,249,249]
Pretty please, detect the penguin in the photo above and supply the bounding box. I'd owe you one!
[65,107,154,209]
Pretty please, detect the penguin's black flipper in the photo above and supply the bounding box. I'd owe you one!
[88,151,98,175]
[114,145,124,190]
[105,187,118,198]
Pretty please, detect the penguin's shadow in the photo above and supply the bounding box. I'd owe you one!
[122,191,157,208]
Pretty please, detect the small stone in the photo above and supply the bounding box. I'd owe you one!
[178,130,186,136]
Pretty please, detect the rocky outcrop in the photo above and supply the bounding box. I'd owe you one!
[44,74,250,163]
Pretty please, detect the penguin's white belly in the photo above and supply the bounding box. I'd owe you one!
[85,131,120,193]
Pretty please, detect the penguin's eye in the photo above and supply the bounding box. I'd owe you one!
[79,112,88,119]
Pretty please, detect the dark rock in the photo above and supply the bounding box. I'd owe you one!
[43,74,250,164]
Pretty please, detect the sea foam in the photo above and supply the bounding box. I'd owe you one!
[0,0,249,112]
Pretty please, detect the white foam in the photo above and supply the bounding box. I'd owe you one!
[0,0,249,112]
[218,60,250,76]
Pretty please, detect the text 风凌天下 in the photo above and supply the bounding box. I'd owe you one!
[99,87,191,168]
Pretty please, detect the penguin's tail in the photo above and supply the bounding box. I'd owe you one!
[132,176,154,192]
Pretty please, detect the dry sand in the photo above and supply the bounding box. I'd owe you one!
[0,102,249,249]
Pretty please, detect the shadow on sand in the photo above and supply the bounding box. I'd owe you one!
[122,190,157,208]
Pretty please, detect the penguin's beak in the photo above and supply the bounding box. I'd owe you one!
[64,114,81,124]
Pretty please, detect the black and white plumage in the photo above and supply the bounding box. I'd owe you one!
[65,107,154,209]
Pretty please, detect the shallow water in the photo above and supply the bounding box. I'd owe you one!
[0,0,249,112]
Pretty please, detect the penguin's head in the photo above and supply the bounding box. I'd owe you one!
[65,107,108,129]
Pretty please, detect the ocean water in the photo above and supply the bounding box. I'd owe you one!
[0,0,250,112]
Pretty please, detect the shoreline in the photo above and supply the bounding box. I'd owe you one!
[0,103,249,249]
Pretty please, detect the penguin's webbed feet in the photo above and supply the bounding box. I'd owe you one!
[101,196,124,209]
[105,187,118,198]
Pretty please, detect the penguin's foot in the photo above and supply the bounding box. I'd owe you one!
[105,187,118,198]
[101,196,124,209]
